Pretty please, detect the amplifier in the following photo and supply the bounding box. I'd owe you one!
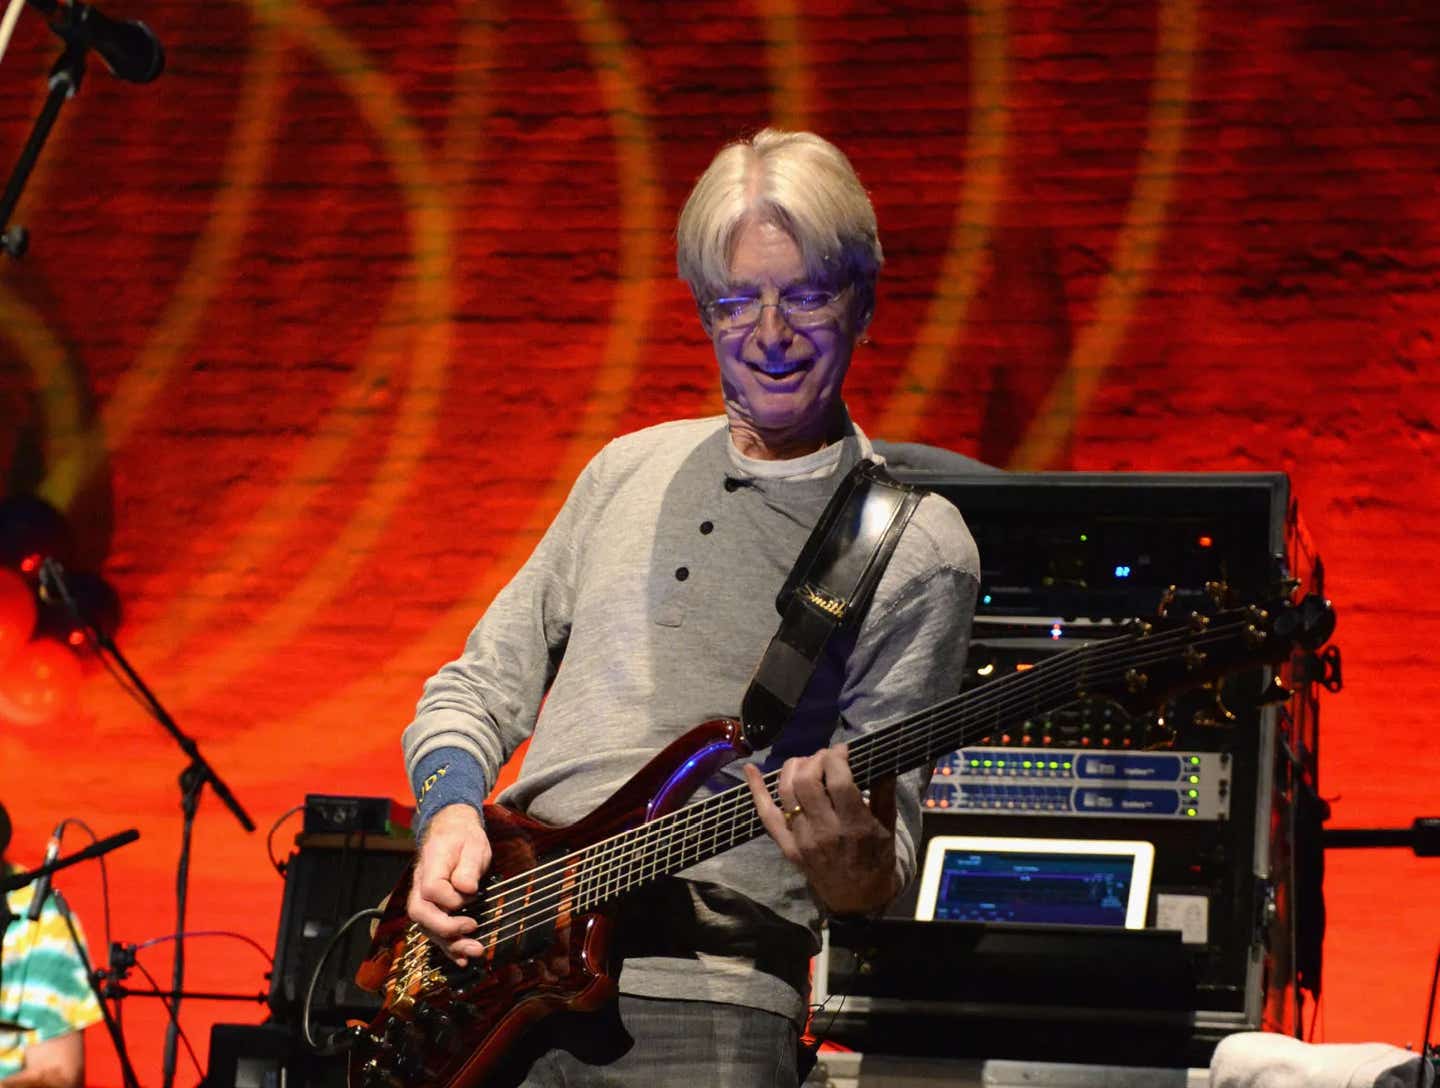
[813,471,1326,1065]
[268,829,415,1026]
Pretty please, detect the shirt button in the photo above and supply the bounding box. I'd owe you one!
[699,521,714,535]
[723,478,741,492]
[675,567,690,581]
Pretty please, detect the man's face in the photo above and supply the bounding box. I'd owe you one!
[708,219,863,458]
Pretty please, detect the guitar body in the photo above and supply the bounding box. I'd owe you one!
[350,718,751,1088]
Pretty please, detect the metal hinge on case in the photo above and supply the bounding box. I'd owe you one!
[1256,878,1277,938]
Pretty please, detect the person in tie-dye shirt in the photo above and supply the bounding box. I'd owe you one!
[0,804,102,1088]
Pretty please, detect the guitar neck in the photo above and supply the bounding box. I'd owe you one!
[561,621,1168,912]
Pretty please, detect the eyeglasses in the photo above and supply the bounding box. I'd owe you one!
[703,286,848,333]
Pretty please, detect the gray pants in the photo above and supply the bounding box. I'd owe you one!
[514,994,800,1087]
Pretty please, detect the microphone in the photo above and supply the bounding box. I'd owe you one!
[25,822,63,922]
[69,2,164,84]
[27,0,165,84]
[36,557,69,609]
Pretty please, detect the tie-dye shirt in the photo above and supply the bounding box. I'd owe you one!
[0,864,104,1079]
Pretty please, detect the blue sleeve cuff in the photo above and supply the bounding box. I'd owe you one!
[410,747,488,835]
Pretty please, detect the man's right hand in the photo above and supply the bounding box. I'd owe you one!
[407,803,493,965]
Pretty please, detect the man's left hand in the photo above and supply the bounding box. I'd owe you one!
[744,742,902,916]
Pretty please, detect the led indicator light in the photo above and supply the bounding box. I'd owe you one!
[1022,761,1033,769]
[1079,533,1089,542]
[1188,789,1199,798]
[1189,775,1200,784]
[1190,756,1201,765]
[983,760,993,767]
[982,593,993,605]
[1063,762,1072,770]
[1114,564,1132,578]
[1186,808,1198,817]
[1197,535,1213,548]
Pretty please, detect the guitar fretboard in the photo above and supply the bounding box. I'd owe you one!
[464,612,1263,957]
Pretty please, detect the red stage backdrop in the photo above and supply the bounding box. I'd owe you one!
[1,1,1438,1082]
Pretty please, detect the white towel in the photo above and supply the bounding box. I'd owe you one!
[1211,1032,1434,1088]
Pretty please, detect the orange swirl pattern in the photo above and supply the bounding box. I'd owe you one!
[1009,0,1200,468]
[0,4,1435,1083]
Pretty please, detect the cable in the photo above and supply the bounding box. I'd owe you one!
[0,0,25,68]
[53,818,126,1053]
[803,991,849,1066]
[302,907,382,1055]
[130,959,204,1080]
[136,929,274,965]
[1420,944,1439,1088]
[266,805,303,877]
[58,818,114,965]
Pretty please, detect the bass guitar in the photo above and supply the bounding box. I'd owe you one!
[349,593,1335,1088]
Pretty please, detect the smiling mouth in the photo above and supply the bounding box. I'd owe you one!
[750,360,811,380]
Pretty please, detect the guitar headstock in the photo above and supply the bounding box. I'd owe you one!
[1089,593,1335,717]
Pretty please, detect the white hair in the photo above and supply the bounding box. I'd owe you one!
[676,129,883,311]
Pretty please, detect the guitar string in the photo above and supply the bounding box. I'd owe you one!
[469,614,1256,911]
[454,617,1259,957]
[447,616,1264,961]
[428,616,1270,966]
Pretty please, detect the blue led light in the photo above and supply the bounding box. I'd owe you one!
[982,593,993,605]
[1050,623,1063,640]
[1114,564,1132,579]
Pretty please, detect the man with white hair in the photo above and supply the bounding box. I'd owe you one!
[401,129,980,1086]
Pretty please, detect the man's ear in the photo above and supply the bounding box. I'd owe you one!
[693,291,715,337]
[852,277,877,333]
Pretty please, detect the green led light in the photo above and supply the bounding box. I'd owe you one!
[1190,756,1201,765]
[1188,774,1199,784]
[969,760,980,767]
[1022,761,1033,768]
[1048,761,1059,769]
[1063,761,1072,770]
[1186,808,1198,817]
[1079,533,1089,542]
[997,760,1007,767]
[983,760,993,767]
[1188,789,1199,798]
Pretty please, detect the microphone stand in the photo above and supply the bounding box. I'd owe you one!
[0,13,87,259]
[57,893,144,1088]
[1,0,163,259]
[41,560,257,1088]
[1321,818,1440,856]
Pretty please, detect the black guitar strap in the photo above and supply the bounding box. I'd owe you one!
[740,458,924,749]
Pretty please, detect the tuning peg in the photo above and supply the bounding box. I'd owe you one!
[1256,676,1293,705]
[1298,595,1337,649]
[1157,585,1177,618]
[1193,687,1236,728]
